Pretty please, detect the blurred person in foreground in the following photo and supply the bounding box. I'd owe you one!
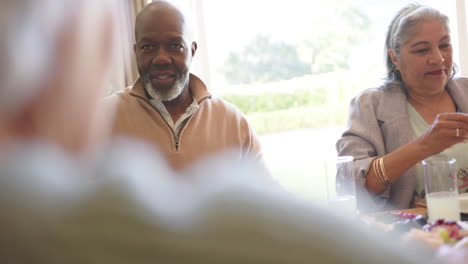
[337,4,468,212]
[0,0,114,155]
[0,1,461,263]
[105,0,267,172]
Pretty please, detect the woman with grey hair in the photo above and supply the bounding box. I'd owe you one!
[337,3,468,211]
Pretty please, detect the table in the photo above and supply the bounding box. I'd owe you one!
[366,207,468,221]
[387,207,427,216]
[364,207,427,217]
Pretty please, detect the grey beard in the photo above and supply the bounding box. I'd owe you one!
[143,71,189,102]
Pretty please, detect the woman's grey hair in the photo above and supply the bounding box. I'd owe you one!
[0,0,72,117]
[385,4,453,82]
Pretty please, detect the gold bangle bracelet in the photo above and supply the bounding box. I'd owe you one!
[373,158,385,186]
[378,157,390,186]
[373,157,390,187]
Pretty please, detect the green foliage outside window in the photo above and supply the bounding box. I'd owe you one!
[221,72,369,135]
[222,0,370,85]
[224,35,311,85]
[222,86,327,114]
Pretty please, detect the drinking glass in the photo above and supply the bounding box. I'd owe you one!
[325,156,357,217]
[422,157,460,222]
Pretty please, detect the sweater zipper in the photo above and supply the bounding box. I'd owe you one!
[174,108,199,151]
[174,122,186,151]
[173,97,208,151]
[175,135,179,150]
[157,115,181,152]
[143,96,209,152]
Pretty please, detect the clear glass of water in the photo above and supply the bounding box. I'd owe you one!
[422,157,460,222]
[325,156,357,217]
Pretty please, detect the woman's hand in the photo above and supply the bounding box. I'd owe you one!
[416,113,468,157]
[366,112,468,195]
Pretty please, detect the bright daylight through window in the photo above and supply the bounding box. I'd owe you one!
[159,0,459,204]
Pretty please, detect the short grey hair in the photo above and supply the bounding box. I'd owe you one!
[135,0,195,44]
[385,4,451,82]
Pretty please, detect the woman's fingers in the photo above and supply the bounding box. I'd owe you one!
[417,113,468,156]
[436,124,468,140]
[437,112,468,122]
[433,114,468,139]
[436,121,468,133]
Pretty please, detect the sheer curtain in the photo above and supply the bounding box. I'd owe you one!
[457,0,468,77]
[108,0,147,94]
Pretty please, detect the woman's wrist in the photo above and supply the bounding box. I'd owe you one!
[410,136,436,160]
[365,136,438,194]
[379,139,432,184]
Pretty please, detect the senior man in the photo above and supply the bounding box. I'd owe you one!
[106,0,264,171]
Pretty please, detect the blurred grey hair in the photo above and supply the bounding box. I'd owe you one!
[0,0,71,117]
[385,4,451,82]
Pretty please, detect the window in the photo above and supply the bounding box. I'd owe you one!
[153,0,461,204]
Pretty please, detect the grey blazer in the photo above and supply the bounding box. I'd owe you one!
[336,77,468,211]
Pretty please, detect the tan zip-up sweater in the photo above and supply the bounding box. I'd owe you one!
[105,74,264,171]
